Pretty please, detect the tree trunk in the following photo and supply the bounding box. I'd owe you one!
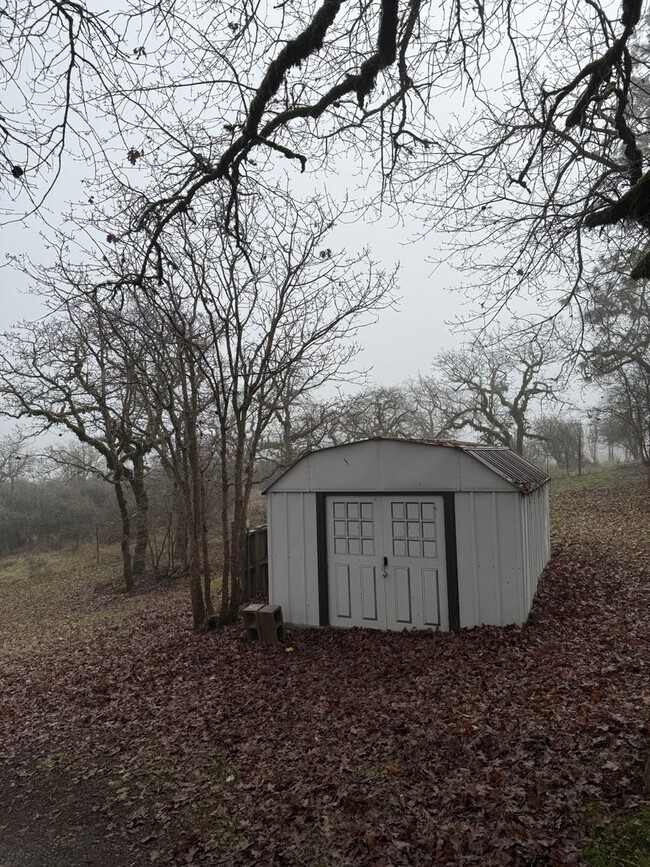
[188,541,207,632]
[219,437,232,623]
[181,349,212,633]
[201,478,215,619]
[224,438,246,622]
[227,449,257,622]
[130,456,149,576]
[227,507,246,622]
[113,480,134,591]
[184,467,208,631]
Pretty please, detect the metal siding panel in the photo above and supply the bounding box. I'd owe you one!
[379,442,462,490]
[455,493,479,628]
[540,486,551,581]
[271,440,530,494]
[474,493,500,625]
[495,493,522,625]
[268,493,291,616]
[513,495,526,619]
[267,439,549,495]
[271,458,310,492]
[308,443,379,491]
[302,494,320,626]
[492,492,502,620]
[519,494,531,614]
[287,493,306,625]
[521,485,551,607]
[458,452,514,491]
[266,494,276,603]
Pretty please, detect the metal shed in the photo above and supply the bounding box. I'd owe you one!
[263,438,550,631]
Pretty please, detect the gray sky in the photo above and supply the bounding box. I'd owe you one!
[1,174,463,389]
[1,0,605,445]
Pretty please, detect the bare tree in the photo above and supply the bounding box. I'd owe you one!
[9,0,650,301]
[335,385,418,442]
[598,368,650,467]
[433,330,560,454]
[1,1,127,207]
[405,375,468,440]
[259,392,340,473]
[71,192,396,629]
[181,200,396,625]
[581,250,650,470]
[0,301,159,589]
[534,416,584,475]
[0,430,35,491]
[583,253,650,377]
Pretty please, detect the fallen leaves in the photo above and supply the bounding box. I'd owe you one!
[0,466,648,865]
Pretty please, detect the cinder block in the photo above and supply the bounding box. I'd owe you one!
[243,603,266,642]
[257,605,285,645]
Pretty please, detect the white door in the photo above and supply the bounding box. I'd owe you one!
[326,496,448,631]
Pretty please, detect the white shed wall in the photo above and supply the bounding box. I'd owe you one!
[456,491,522,627]
[520,484,551,609]
[455,485,550,628]
[267,491,320,626]
[269,440,514,493]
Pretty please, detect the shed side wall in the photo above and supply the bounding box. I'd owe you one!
[520,483,550,609]
[267,491,320,626]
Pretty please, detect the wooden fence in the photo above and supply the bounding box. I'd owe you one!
[244,524,269,602]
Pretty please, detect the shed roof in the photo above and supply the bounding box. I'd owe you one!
[265,437,549,494]
[460,445,550,493]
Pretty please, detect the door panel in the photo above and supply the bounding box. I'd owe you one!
[422,568,441,626]
[334,564,352,619]
[327,498,386,629]
[327,495,448,631]
[360,565,379,621]
[393,566,413,624]
[384,497,448,631]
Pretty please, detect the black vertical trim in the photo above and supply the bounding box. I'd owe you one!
[442,492,460,631]
[316,493,329,626]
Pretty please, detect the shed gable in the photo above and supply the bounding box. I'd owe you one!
[265,438,537,494]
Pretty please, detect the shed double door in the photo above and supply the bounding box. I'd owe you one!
[326,496,448,631]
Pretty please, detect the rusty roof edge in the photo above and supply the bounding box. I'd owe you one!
[462,447,550,493]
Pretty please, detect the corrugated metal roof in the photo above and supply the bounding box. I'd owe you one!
[461,446,549,493]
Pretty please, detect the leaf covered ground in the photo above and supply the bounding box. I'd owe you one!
[0,466,648,866]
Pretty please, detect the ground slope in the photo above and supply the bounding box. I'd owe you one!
[0,466,648,866]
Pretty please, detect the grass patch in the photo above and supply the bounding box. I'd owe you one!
[550,463,639,495]
[550,464,650,554]
[0,543,185,658]
[583,806,650,867]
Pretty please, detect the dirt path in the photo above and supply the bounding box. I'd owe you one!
[0,754,143,867]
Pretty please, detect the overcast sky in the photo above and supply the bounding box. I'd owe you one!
[1,0,604,446]
[1,170,465,388]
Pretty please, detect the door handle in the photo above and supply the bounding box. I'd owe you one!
[381,556,388,578]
